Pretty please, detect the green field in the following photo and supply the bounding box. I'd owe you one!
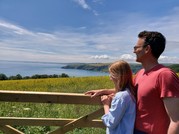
[1,73,179,134]
[0,76,113,134]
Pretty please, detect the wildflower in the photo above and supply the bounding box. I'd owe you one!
[23,108,31,111]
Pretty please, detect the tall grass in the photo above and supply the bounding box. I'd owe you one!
[0,76,113,134]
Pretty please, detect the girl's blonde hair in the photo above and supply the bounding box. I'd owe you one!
[109,60,135,97]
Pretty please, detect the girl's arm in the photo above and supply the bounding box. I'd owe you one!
[85,88,115,98]
[101,95,113,114]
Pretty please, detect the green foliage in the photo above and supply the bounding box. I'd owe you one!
[0,76,112,133]
[0,73,69,81]
[167,64,179,73]
[0,73,8,80]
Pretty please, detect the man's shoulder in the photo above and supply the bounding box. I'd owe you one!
[156,64,175,74]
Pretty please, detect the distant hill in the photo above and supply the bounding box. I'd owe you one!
[62,63,110,72]
[62,63,179,74]
[62,63,142,74]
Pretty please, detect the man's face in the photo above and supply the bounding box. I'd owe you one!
[133,38,146,62]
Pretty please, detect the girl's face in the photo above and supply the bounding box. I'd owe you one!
[109,74,115,81]
[109,73,119,87]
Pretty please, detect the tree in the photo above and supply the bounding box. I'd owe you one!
[60,73,69,78]
[9,76,16,80]
[16,74,22,80]
[0,73,8,80]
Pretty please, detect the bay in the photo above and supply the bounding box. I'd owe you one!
[0,60,108,77]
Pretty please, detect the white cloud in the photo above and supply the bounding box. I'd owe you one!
[120,54,135,60]
[0,20,33,35]
[159,55,179,63]
[90,55,110,59]
[1,6,179,63]
[74,0,91,10]
[73,0,99,16]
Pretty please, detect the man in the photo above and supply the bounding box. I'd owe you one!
[85,31,179,134]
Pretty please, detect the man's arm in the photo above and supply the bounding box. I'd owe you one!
[163,97,179,134]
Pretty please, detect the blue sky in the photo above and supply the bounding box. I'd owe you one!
[0,0,179,63]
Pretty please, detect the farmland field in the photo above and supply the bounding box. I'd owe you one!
[0,76,113,134]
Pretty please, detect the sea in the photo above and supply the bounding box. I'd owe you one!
[0,60,108,77]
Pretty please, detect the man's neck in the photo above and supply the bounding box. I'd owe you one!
[141,59,159,71]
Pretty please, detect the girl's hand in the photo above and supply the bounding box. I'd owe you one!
[85,89,104,97]
[101,95,112,106]
[101,95,113,114]
[85,89,115,98]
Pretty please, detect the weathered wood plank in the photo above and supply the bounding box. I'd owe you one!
[0,90,101,105]
[0,117,104,128]
[49,108,104,134]
[0,125,24,134]
[0,90,104,133]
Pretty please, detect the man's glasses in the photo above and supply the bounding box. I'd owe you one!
[133,44,148,50]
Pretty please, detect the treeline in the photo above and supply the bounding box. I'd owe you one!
[0,73,69,80]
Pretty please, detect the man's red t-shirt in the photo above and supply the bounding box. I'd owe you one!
[134,64,179,134]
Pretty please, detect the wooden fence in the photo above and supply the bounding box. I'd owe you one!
[0,90,105,134]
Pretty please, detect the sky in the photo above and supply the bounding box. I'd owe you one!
[0,0,179,63]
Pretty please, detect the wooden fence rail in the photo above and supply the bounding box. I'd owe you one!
[0,90,105,134]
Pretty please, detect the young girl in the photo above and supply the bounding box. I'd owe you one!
[101,60,136,134]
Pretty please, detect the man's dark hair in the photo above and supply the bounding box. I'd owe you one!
[138,30,166,59]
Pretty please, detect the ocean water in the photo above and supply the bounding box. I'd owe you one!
[0,60,108,77]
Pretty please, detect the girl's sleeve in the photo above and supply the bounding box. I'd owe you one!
[101,94,127,129]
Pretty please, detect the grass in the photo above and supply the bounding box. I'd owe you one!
[0,76,113,134]
[1,73,178,133]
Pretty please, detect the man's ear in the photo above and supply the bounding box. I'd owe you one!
[145,45,151,53]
